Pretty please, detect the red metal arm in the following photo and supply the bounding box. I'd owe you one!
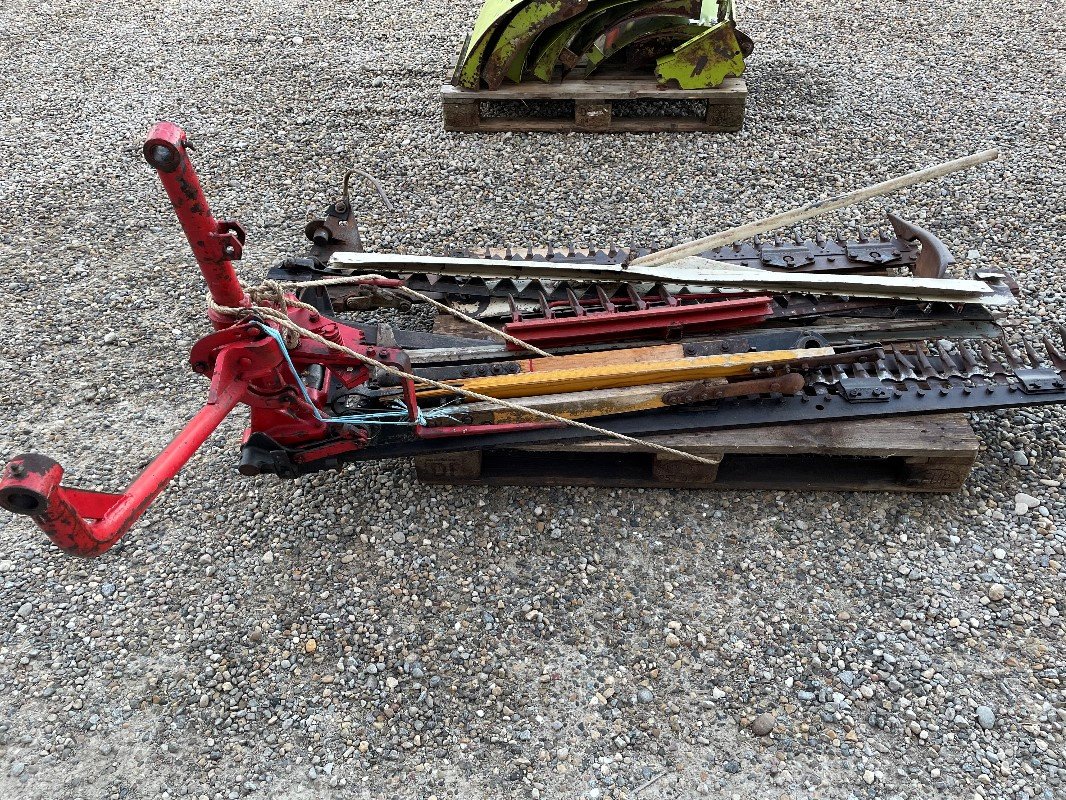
[0,121,260,556]
[0,375,246,557]
[143,121,249,317]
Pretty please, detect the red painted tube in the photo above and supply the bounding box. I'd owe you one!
[143,121,248,312]
[0,381,245,557]
[502,295,774,349]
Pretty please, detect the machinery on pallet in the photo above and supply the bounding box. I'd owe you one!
[453,0,752,89]
[0,125,1060,559]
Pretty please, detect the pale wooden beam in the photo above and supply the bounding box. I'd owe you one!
[627,149,1000,268]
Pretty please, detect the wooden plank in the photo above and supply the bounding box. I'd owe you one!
[440,76,746,133]
[518,414,977,458]
[629,149,1000,268]
[441,99,480,132]
[447,115,741,134]
[440,76,747,101]
[416,346,835,399]
[427,373,804,425]
[412,414,979,493]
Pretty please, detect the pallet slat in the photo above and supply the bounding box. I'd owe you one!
[441,76,747,133]
[413,414,979,493]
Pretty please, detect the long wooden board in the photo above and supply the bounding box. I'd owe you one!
[413,414,980,492]
[417,346,835,399]
[441,76,746,133]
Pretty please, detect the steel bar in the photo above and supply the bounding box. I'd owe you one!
[143,122,249,314]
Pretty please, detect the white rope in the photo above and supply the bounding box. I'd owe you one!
[208,280,718,466]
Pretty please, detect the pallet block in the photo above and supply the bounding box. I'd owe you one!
[441,75,747,133]
[413,414,979,493]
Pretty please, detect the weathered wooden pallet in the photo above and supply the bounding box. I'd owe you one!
[441,75,747,133]
[413,414,979,493]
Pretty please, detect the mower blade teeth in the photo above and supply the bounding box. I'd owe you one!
[980,341,1007,374]
[913,344,935,379]
[1023,339,1043,367]
[891,345,918,381]
[1043,334,1066,369]
[565,287,586,316]
[935,341,958,375]
[999,335,1025,369]
[536,288,553,319]
[873,357,894,381]
[958,342,981,376]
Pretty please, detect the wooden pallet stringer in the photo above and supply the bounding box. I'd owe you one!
[441,75,747,133]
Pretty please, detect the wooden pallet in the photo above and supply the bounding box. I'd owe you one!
[441,75,747,133]
[413,414,979,493]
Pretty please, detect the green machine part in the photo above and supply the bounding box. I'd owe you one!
[482,0,591,89]
[580,14,709,77]
[453,0,752,88]
[654,20,745,88]
[527,0,702,82]
[453,0,528,88]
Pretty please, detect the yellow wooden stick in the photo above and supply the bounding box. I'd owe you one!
[418,347,834,400]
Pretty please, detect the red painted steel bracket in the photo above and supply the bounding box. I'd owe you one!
[0,123,412,556]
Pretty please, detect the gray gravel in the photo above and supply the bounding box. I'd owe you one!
[1,0,1065,798]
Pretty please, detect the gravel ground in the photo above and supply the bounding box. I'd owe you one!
[0,0,1064,798]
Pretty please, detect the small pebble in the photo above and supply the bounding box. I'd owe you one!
[751,713,776,737]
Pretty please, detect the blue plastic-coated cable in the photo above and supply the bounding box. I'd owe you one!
[255,324,432,426]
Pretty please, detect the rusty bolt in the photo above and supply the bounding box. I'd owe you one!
[9,462,25,478]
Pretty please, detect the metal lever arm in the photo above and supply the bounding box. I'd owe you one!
[143,121,249,318]
[0,370,247,557]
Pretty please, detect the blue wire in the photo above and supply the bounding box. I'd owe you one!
[255,323,433,427]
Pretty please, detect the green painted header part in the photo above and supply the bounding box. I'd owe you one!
[453,0,748,88]
[654,20,744,88]
[483,0,590,88]
[453,0,527,88]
